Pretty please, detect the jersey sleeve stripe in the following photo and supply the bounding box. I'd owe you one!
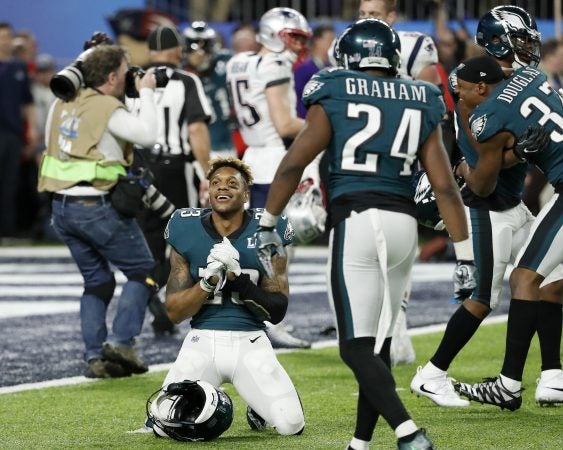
[265,77,291,88]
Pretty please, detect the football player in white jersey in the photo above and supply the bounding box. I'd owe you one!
[226,7,311,208]
[226,7,313,349]
[357,0,445,367]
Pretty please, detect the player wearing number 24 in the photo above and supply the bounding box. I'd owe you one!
[151,157,305,437]
[255,19,473,449]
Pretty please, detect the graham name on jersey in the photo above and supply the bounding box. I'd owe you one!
[496,67,541,104]
[345,77,427,103]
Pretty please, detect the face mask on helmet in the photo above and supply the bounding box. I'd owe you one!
[285,179,327,245]
[146,379,233,442]
[183,21,219,71]
[475,5,541,69]
[257,7,311,60]
[335,18,401,75]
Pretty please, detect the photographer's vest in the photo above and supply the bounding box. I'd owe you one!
[38,88,133,193]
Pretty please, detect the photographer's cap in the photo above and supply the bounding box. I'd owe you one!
[148,26,182,51]
[456,55,504,84]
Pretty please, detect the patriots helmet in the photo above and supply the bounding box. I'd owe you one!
[257,7,311,56]
[147,379,233,441]
[285,179,327,245]
[335,18,401,74]
[476,5,541,68]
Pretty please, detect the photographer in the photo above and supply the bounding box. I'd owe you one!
[127,26,212,333]
[38,45,158,379]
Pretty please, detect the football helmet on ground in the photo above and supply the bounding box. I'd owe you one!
[335,18,401,74]
[285,179,327,245]
[476,5,541,68]
[146,379,233,441]
[257,7,311,55]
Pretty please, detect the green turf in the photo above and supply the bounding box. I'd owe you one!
[1,323,561,449]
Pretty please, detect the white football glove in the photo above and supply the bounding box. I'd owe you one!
[200,256,226,294]
[210,236,242,276]
[453,260,477,302]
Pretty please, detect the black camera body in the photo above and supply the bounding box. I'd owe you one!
[125,66,170,98]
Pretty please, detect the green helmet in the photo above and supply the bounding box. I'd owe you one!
[335,18,401,74]
[476,5,541,69]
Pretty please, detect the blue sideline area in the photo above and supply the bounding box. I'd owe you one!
[2,0,560,68]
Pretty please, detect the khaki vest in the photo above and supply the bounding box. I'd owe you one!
[38,88,133,192]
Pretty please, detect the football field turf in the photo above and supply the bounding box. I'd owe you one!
[2,322,561,450]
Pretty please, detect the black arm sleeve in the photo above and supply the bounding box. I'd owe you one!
[225,274,288,324]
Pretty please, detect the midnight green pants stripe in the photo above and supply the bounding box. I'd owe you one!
[470,208,494,305]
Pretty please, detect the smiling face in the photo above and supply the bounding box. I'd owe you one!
[455,78,486,110]
[208,165,249,216]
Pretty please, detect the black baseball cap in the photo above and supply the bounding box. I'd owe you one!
[147,26,182,51]
[456,55,504,84]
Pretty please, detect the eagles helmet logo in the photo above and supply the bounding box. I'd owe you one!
[303,79,324,98]
[471,114,488,139]
[284,221,295,241]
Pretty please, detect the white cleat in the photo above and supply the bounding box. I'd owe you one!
[410,366,470,407]
[535,370,563,406]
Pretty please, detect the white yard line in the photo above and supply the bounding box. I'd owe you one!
[0,315,507,395]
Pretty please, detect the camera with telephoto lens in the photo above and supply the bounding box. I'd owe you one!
[125,66,170,98]
[49,48,93,102]
[50,31,114,102]
[135,167,176,219]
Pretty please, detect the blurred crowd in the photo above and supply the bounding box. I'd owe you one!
[1,3,562,247]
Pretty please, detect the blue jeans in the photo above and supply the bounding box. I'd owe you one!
[51,195,155,362]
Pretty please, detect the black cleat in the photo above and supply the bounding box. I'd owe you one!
[397,428,434,450]
[456,376,523,411]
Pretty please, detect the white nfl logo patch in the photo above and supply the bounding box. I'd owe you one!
[303,79,324,97]
[471,114,487,139]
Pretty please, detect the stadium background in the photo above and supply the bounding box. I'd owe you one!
[1,0,561,67]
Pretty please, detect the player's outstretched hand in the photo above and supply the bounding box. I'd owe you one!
[255,226,285,278]
[453,260,477,302]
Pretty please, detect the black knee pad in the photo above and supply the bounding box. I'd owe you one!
[129,273,159,292]
[84,276,116,305]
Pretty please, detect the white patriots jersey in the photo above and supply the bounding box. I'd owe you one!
[226,51,297,183]
[226,51,296,148]
[396,31,438,80]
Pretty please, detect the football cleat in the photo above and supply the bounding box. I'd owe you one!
[456,376,523,411]
[535,370,563,406]
[397,428,434,450]
[246,406,267,431]
[410,366,469,407]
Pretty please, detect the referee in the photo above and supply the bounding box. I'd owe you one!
[129,25,212,334]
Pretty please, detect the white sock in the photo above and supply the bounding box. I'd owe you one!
[499,374,521,392]
[422,361,446,377]
[540,369,561,381]
[348,437,369,450]
[395,420,418,439]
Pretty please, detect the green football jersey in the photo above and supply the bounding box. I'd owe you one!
[302,67,445,201]
[165,208,293,331]
[471,66,563,188]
